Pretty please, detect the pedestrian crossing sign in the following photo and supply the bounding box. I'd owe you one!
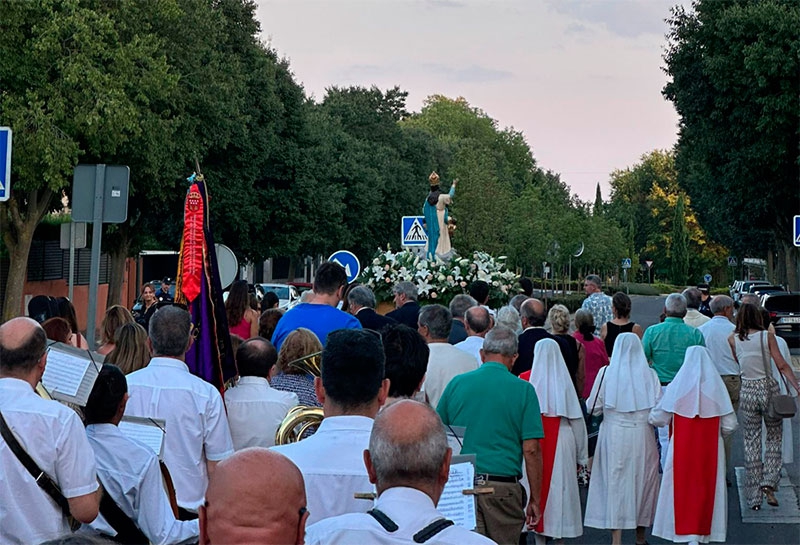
[794,215,800,247]
[401,216,427,247]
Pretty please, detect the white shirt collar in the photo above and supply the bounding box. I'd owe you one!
[148,356,190,373]
[377,486,436,509]
[236,376,271,387]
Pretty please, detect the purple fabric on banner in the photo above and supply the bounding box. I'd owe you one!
[182,177,237,389]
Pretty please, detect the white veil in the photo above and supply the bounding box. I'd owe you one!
[603,332,661,412]
[659,345,734,418]
[529,338,583,419]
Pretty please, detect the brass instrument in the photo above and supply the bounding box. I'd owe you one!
[287,351,322,376]
[274,350,324,445]
[275,405,324,445]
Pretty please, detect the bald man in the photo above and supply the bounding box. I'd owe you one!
[200,448,309,545]
[454,306,492,365]
[0,317,100,543]
[305,400,494,544]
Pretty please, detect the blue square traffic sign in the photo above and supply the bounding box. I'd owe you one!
[0,127,11,202]
[401,216,427,247]
[795,215,800,247]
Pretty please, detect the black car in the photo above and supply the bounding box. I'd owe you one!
[762,292,800,350]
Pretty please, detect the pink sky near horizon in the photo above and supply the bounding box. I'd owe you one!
[255,0,687,202]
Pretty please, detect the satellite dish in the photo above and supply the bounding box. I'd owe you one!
[215,243,238,290]
[573,241,585,258]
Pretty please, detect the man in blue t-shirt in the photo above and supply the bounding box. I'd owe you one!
[271,262,361,350]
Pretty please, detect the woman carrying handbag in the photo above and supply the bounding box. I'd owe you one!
[728,304,800,510]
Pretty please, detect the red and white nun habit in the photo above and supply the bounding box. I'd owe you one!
[584,333,661,531]
[649,346,738,544]
[528,338,587,540]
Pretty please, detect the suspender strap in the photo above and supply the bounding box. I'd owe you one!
[413,518,455,543]
[0,411,72,518]
[98,483,149,544]
[367,508,399,532]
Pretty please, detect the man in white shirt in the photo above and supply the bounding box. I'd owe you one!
[697,294,739,477]
[83,364,199,544]
[225,337,298,449]
[683,287,711,328]
[381,323,429,406]
[125,305,234,520]
[455,306,491,365]
[419,305,479,408]
[272,328,389,525]
[305,399,494,545]
[200,448,309,545]
[0,317,99,544]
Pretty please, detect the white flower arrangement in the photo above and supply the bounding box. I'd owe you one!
[358,247,519,308]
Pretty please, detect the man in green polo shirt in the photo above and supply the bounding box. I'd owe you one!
[437,326,543,545]
[642,292,705,468]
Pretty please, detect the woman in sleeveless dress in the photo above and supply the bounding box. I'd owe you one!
[728,303,799,510]
[601,292,643,357]
[226,280,258,340]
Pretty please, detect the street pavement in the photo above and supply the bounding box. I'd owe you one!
[524,294,800,544]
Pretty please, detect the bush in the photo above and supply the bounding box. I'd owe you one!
[608,283,662,296]
[544,294,585,313]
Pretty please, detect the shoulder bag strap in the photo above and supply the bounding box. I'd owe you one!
[98,481,149,544]
[0,411,72,519]
[761,331,791,392]
[589,366,607,415]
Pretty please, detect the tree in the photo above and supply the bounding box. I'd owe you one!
[663,0,800,288]
[0,0,177,320]
[670,194,690,286]
[593,183,604,216]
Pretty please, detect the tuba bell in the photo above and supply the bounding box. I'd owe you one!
[275,405,324,445]
[274,350,324,445]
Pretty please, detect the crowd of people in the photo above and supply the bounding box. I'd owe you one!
[1,264,798,545]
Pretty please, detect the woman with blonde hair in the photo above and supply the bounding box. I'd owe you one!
[271,328,323,407]
[105,322,150,375]
[97,305,134,356]
[548,304,585,396]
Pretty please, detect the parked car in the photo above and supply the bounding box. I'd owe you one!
[762,292,800,350]
[750,285,786,298]
[735,280,771,303]
[729,280,743,299]
[255,283,300,310]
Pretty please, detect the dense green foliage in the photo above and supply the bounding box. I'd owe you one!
[663,0,800,288]
[11,0,790,318]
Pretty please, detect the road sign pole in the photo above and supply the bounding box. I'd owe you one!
[68,222,76,301]
[86,165,106,349]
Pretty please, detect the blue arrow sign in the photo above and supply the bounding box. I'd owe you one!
[794,215,800,248]
[328,250,361,284]
[704,274,712,283]
[0,127,12,202]
[401,216,427,247]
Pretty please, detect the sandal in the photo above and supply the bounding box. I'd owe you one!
[762,486,779,507]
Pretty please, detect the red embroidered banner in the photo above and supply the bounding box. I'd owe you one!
[180,184,205,303]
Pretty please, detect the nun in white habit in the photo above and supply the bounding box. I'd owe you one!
[528,338,587,544]
[649,346,738,544]
[584,333,661,545]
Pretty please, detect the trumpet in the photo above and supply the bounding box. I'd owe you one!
[275,405,324,445]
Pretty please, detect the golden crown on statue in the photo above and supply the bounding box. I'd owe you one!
[429,171,440,186]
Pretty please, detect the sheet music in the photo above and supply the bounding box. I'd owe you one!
[119,417,166,459]
[437,461,476,530]
[41,349,91,398]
